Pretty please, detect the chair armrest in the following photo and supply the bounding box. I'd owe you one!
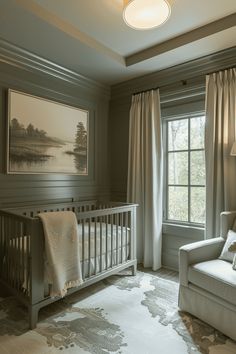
[179,237,225,286]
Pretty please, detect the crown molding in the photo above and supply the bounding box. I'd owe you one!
[111,46,236,101]
[0,38,111,100]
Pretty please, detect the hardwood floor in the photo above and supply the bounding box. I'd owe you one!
[138,265,179,283]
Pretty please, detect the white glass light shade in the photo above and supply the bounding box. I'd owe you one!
[123,0,171,30]
[230,141,236,156]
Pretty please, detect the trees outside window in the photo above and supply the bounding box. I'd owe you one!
[165,115,205,225]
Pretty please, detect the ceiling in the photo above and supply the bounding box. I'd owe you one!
[0,0,235,85]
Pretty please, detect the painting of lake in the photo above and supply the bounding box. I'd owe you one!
[8,90,89,174]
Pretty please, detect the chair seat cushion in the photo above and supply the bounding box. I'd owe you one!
[188,259,236,306]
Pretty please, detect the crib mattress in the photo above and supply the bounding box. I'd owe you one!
[10,222,130,261]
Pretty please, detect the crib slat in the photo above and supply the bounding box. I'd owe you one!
[18,223,24,292]
[14,231,18,290]
[111,214,114,268]
[116,214,119,265]
[20,222,26,288]
[105,215,108,270]
[14,221,18,291]
[82,220,85,280]
[121,213,124,264]
[94,218,97,275]
[100,220,103,273]
[88,218,91,278]
[11,235,16,288]
[19,230,23,291]
[21,223,26,294]
[16,226,20,291]
[26,234,30,296]
[125,212,128,261]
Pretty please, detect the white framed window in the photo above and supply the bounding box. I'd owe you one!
[163,113,205,227]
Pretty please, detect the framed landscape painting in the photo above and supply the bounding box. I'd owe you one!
[7,90,89,175]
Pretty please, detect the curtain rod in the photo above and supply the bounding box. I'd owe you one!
[133,87,159,96]
[132,81,186,96]
[206,65,236,76]
[132,65,236,96]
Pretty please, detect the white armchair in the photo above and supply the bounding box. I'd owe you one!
[178,211,236,341]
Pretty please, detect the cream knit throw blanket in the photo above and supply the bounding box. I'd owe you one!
[39,211,83,297]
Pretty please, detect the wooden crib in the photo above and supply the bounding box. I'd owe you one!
[0,200,137,328]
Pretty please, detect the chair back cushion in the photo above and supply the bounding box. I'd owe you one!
[220,212,236,239]
[219,230,236,262]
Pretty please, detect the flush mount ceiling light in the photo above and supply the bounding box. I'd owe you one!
[123,0,171,30]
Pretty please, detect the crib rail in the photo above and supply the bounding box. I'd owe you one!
[3,200,97,218]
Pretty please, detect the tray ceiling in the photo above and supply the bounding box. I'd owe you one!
[0,0,235,84]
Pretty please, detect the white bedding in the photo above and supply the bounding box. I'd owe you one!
[39,211,83,297]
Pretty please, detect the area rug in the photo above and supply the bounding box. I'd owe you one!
[0,271,235,354]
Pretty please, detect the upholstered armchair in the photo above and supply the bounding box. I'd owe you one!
[178,211,236,341]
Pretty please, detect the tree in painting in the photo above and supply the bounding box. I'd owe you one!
[74,122,87,153]
[71,122,87,171]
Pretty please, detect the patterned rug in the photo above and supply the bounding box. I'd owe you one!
[0,271,235,354]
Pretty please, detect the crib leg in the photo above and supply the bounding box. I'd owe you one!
[131,263,137,276]
[29,305,39,330]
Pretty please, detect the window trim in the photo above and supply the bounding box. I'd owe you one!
[163,111,205,228]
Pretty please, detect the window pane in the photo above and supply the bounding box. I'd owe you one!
[168,186,188,221]
[190,187,205,224]
[168,119,188,151]
[168,152,188,185]
[190,116,205,149]
[190,151,205,185]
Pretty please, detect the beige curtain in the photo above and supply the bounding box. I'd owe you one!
[127,89,163,270]
[205,68,236,238]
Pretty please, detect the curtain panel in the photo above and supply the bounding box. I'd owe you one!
[205,68,236,238]
[127,89,163,270]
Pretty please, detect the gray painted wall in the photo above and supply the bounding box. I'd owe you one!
[0,42,111,207]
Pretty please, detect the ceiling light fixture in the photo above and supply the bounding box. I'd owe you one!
[123,0,171,30]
